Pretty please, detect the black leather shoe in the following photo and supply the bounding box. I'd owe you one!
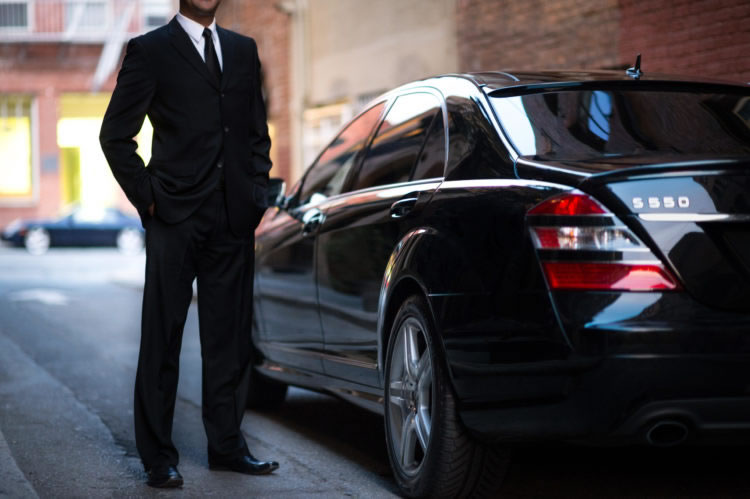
[146,465,183,488]
[209,454,279,475]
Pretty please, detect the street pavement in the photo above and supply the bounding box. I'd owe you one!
[0,247,396,498]
[1,245,750,498]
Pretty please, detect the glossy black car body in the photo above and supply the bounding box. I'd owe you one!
[251,70,750,497]
[2,206,144,254]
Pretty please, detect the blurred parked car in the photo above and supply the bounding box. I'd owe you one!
[2,206,144,255]
[249,69,750,498]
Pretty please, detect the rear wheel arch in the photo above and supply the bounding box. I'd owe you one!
[376,227,463,387]
[380,277,429,379]
[384,293,510,497]
[379,275,458,393]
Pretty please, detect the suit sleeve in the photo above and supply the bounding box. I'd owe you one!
[249,41,272,186]
[99,38,156,213]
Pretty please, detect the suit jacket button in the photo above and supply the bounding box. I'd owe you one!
[224,126,229,133]
[217,161,224,168]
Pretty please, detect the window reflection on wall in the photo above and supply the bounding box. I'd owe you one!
[491,95,536,155]
[492,88,750,160]
[585,90,612,141]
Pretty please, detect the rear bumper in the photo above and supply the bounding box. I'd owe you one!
[438,288,750,444]
[456,354,750,445]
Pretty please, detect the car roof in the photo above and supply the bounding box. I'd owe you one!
[348,69,749,142]
[437,70,750,93]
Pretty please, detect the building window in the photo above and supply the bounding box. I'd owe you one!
[64,0,108,32]
[0,1,30,30]
[0,96,34,199]
[142,0,171,30]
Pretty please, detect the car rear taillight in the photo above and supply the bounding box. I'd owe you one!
[530,226,642,251]
[528,192,607,216]
[528,191,681,291]
[540,262,679,290]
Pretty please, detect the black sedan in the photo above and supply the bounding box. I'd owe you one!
[2,206,144,255]
[249,69,750,498]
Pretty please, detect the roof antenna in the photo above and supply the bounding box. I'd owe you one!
[626,54,643,79]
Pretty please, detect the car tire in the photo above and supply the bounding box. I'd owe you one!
[246,368,288,410]
[116,228,144,255]
[384,295,510,498]
[246,320,288,410]
[24,227,50,255]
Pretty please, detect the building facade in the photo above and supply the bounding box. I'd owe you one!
[456,0,750,81]
[215,0,292,184]
[217,0,457,184]
[0,0,174,228]
[257,0,750,188]
[2,0,749,230]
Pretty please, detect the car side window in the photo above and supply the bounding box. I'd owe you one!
[297,102,385,206]
[445,96,516,180]
[411,109,446,180]
[71,208,116,224]
[349,92,441,191]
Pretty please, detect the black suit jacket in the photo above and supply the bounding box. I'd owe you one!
[100,17,272,236]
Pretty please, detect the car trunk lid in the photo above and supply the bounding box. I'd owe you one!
[579,159,750,312]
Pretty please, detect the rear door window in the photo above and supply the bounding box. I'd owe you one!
[411,110,446,180]
[490,86,750,160]
[350,92,441,191]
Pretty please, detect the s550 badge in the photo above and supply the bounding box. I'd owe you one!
[632,196,690,209]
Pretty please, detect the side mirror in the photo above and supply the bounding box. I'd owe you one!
[267,177,287,208]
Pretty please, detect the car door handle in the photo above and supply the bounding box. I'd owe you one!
[301,208,324,235]
[390,197,418,219]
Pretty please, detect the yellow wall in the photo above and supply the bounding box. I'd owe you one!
[0,116,32,197]
[58,93,152,209]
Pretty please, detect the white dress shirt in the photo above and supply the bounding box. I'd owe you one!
[176,12,223,70]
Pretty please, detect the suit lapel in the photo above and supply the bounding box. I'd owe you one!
[168,17,220,90]
[217,26,234,92]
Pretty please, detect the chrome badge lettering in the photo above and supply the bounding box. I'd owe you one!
[632,196,689,210]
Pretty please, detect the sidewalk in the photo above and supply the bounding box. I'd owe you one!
[107,253,146,290]
[0,333,137,498]
[0,426,37,499]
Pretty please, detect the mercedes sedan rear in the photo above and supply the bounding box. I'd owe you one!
[249,69,750,498]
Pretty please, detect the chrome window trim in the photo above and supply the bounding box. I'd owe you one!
[438,178,570,190]
[262,342,377,370]
[638,213,750,222]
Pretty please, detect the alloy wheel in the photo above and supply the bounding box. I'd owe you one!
[387,317,433,476]
[117,228,144,254]
[24,227,50,255]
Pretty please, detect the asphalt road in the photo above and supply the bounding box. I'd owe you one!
[0,246,749,498]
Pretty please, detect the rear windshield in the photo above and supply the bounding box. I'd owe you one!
[490,86,750,160]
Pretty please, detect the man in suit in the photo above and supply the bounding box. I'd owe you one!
[100,0,278,488]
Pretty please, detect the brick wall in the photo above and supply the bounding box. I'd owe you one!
[0,2,291,229]
[456,0,750,83]
[217,0,292,182]
[619,0,750,82]
[0,44,116,229]
[456,0,621,72]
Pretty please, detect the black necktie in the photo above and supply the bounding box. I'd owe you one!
[202,28,221,82]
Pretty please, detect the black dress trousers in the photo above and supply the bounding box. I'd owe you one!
[135,188,257,470]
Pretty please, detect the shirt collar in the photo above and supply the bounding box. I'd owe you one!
[176,12,217,44]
